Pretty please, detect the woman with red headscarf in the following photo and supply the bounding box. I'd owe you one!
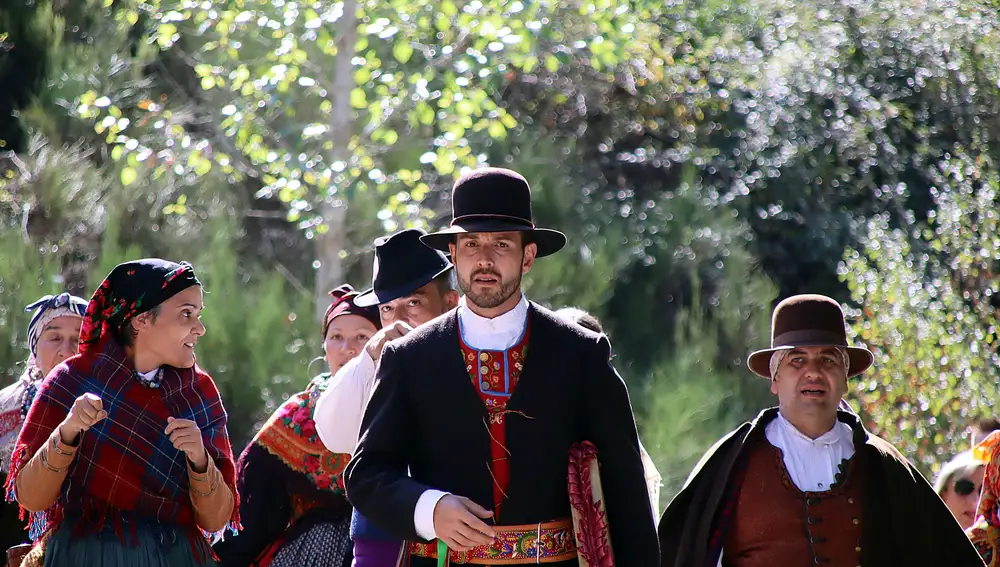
[214,285,380,567]
[6,259,240,567]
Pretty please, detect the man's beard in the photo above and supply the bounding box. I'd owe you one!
[458,268,522,310]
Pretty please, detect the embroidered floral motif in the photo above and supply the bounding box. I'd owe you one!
[568,441,613,567]
[409,520,577,563]
[254,378,349,494]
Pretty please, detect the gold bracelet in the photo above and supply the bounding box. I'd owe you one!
[190,472,219,498]
[50,435,76,457]
[39,450,68,474]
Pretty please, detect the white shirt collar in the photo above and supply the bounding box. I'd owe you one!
[775,410,853,447]
[139,368,160,381]
[457,294,529,351]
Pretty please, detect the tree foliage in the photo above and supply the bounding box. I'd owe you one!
[843,146,1000,474]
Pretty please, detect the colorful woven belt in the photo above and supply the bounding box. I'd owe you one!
[408,518,577,565]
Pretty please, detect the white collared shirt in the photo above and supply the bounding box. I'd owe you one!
[139,368,160,382]
[456,294,530,350]
[764,411,855,492]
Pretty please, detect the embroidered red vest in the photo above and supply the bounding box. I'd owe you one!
[459,324,530,518]
[722,435,863,567]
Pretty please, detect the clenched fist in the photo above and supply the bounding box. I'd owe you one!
[364,321,413,361]
[59,393,107,446]
[165,417,209,472]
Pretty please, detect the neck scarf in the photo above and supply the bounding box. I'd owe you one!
[4,259,239,545]
[969,431,1000,563]
[244,374,350,494]
[323,284,381,337]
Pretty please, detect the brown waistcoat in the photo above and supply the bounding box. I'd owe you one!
[722,435,863,567]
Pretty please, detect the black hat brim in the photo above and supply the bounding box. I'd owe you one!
[420,221,567,258]
[353,263,453,307]
[747,344,874,379]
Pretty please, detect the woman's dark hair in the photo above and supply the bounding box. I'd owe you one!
[112,305,162,347]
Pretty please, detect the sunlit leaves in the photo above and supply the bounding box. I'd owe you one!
[121,0,650,232]
[120,167,138,186]
[842,148,1000,475]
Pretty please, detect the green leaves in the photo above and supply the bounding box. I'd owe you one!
[120,167,138,186]
[843,148,1000,475]
[128,0,656,232]
[392,41,414,63]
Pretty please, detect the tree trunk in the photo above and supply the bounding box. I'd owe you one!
[314,0,358,321]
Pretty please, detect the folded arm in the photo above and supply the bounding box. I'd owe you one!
[189,454,236,533]
[14,430,77,512]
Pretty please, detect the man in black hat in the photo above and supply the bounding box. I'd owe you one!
[658,294,984,567]
[345,168,658,566]
[314,227,458,565]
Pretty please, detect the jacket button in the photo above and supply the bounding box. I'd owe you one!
[852,518,859,525]
[855,546,862,552]
[847,497,855,504]
[806,497,819,506]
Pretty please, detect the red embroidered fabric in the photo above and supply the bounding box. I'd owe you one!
[458,325,530,517]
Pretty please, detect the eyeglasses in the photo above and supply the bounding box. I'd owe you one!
[954,478,982,497]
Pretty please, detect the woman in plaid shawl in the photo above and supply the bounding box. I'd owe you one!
[5,259,240,567]
[214,284,380,567]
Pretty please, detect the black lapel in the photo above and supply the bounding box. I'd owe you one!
[506,302,545,410]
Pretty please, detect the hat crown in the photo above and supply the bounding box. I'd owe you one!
[770,294,849,348]
[450,167,534,227]
[369,228,451,296]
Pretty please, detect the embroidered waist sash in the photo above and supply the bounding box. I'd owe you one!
[407,519,576,565]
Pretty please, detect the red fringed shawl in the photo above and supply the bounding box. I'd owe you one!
[4,336,240,544]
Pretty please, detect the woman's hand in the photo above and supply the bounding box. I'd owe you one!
[165,417,208,471]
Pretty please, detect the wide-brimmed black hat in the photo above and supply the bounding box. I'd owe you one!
[747,294,874,378]
[354,228,453,307]
[420,167,567,258]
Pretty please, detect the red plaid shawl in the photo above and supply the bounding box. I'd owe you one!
[5,336,240,544]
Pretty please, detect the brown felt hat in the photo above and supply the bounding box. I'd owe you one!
[747,294,874,379]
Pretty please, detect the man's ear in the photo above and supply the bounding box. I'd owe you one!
[444,290,460,309]
[521,242,538,274]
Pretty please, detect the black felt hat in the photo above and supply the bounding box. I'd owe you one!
[420,167,567,258]
[354,228,453,307]
[747,294,874,378]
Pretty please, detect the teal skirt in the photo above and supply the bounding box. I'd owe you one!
[43,518,215,567]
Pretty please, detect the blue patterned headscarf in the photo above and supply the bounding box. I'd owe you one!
[24,293,89,359]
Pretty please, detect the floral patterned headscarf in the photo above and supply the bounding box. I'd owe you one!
[80,258,200,355]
